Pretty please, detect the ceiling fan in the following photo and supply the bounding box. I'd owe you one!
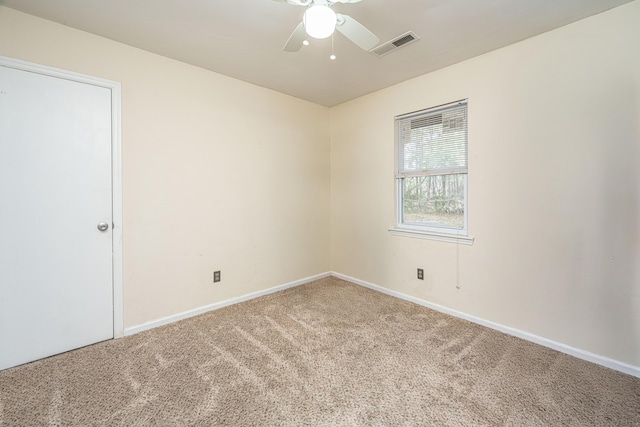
[274,0,379,53]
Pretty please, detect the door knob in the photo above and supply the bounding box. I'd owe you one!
[97,222,109,231]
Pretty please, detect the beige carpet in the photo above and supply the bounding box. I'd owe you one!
[0,277,638,426]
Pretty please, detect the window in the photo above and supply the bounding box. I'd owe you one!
[393,100,470,240]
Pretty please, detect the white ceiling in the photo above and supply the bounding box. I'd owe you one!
[2,0,633,106]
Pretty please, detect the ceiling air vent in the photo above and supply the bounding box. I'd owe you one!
[370,31,420,57]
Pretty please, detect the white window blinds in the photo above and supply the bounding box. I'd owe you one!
[397,100,468,177]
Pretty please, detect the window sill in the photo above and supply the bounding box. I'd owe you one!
[388,227,475,245]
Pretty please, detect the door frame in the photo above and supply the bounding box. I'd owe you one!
[1,56,124,338]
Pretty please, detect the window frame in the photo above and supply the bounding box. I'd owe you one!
[391,100,473,243]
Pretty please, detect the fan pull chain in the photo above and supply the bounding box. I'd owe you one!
[330,33,336,60]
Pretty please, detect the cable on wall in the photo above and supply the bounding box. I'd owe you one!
[456,239,461,290]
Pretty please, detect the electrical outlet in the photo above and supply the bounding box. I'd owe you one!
[417,268,424,280]
[213,270,221,283]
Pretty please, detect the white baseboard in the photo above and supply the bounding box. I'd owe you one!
[331,272,640,379]
[124,272,332,336]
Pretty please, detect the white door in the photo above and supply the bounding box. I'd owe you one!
[0,63,114,370]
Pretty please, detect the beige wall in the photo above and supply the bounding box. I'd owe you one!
[0,7,331,328]
[330,1,640,366]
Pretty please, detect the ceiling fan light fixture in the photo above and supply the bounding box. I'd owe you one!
[303,5,337,39]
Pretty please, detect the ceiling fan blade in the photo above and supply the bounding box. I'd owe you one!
[283,22,306,52]
[335,13,379,51]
